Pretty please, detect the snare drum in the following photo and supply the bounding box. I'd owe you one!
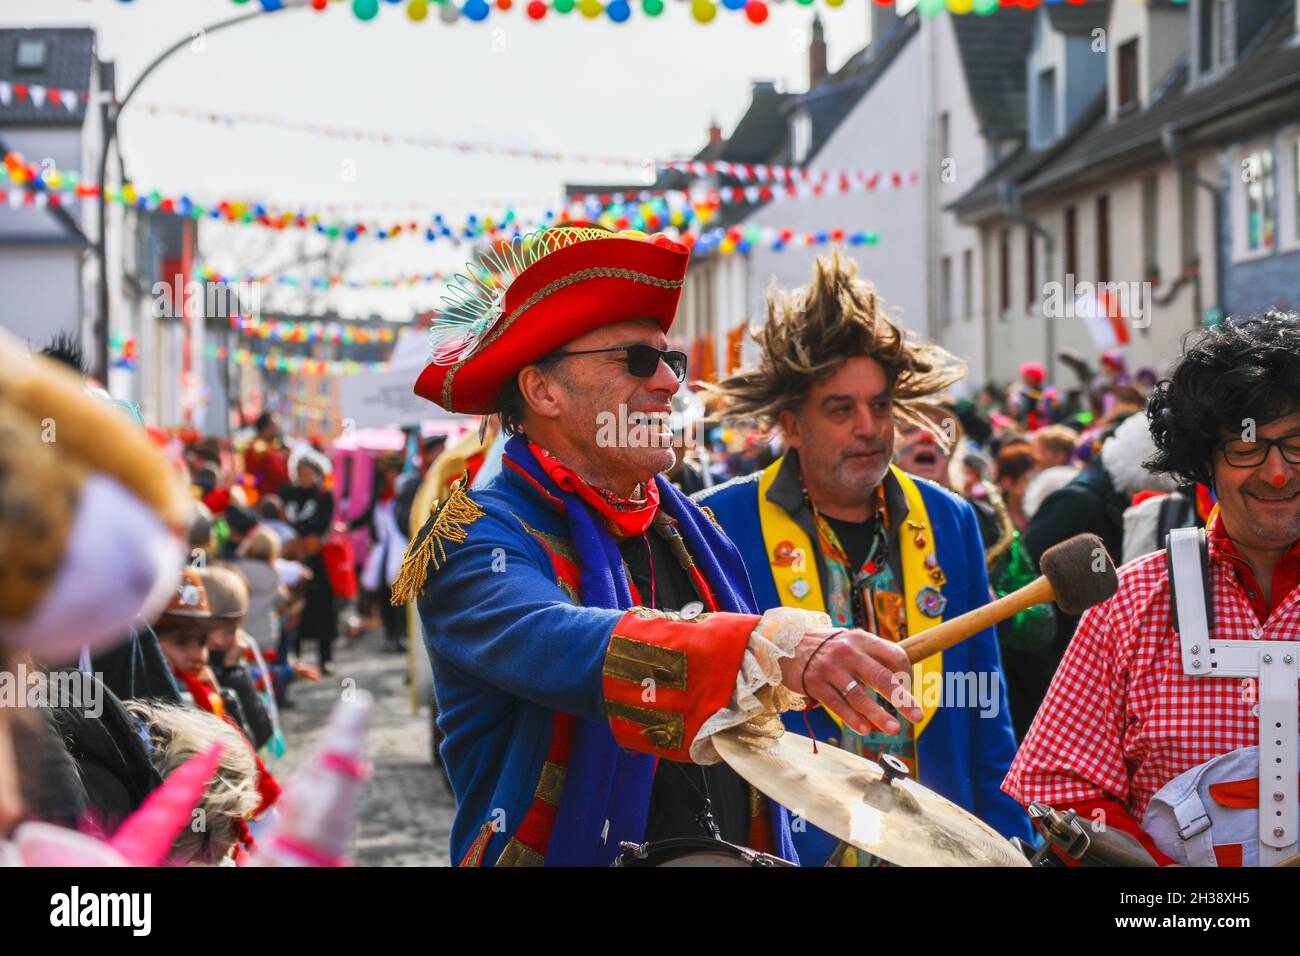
[612,837,796,867]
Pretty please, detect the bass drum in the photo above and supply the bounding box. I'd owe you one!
[612,837,796,868]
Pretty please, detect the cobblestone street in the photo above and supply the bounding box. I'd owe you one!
[274,631,455,866]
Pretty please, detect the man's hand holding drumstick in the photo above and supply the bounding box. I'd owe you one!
[779,628,923,736]
[776,533,1120,740]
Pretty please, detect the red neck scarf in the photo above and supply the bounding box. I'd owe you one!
[528,441,659,537]
[175,668,282,818]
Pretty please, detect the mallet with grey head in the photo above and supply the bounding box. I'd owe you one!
[898,533,1119,664]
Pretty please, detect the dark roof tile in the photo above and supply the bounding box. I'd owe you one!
[0,28,95,127]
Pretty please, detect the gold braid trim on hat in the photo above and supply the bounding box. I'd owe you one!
[441,266,684,409]
[708,248,966,431]
[390,474,485,606]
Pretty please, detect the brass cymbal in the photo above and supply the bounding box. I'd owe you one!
[714,726,1030,867]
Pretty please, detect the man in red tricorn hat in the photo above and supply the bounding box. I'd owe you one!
[396,225,922,867]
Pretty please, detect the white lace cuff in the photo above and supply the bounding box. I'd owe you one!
[689,606,832,764]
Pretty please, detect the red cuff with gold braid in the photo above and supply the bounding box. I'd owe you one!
[600,609,759,762]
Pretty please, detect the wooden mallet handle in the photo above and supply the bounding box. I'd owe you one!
[898,575,1055,664]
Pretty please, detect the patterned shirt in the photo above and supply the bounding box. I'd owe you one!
[1003,514,1300,821]
[809,487,918,775]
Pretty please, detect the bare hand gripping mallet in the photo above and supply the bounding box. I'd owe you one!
[898,533,1118,664]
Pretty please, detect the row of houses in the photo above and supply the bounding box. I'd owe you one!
[0,27,398,436]
[643,0,1300,391]
[0,26,210,427]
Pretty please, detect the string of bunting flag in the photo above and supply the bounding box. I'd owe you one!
[140,102,652,171]
[223,0,1136,26]
[228,315,400,343]
[210,342,393,376]
[2,151,881,254]
[141,101,918,192]
[0,78,90,111]
[199,265,453,289]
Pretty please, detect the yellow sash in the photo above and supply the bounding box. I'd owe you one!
[757,459,944,738]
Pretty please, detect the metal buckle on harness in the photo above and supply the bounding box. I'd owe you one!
[1177,814,1211,841]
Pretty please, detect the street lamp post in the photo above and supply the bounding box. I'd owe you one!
[92,2,306,382]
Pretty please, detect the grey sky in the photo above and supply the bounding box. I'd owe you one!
[16,0,870,319]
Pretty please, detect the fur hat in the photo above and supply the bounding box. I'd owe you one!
[0,329,190,660]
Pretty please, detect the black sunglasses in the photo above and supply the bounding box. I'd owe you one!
[551,344,688,382]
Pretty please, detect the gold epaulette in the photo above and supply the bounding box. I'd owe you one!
[697,503,724,533]
[390,474,484,606]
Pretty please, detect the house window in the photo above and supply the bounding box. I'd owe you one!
[1294,139,1300,243]
[1200,0,1231,73]
[1064,205,1078,278]
[1037,68,1058,143]
[940,256,952,327]
[938,111,950,163]
[1244,148,1275,252]
[1214,0,1231,66]
[15,39,48,72]
[1025,230,1037,311]
[962,248,973,320]
[998,230,1010,319]
[1142,174,1160,280]
[1118,40,1139,110]
[1097,194,1111,282]
[791,110,813,165]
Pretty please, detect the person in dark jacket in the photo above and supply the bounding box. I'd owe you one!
[1018,411,1177,730]
[196,566,275,751]
[281,446,338,672]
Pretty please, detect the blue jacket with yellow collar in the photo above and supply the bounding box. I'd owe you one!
[697,452,1032,864]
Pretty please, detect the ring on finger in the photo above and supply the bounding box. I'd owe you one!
[842,679,860,696]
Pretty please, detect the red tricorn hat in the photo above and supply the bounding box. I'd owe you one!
[414,227,690,414]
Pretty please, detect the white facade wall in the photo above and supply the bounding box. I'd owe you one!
[982,149,1219,388]
[742,35,928,345]
[928,12,989,391]
[0,127,86,346]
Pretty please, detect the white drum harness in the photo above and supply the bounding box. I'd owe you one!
[1154,526,1299,865]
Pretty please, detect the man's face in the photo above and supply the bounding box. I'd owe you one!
[297,462,319,488]
[780,356,895,506]
[535,318,681,486]
[1213,408,1300,552]
[159,627,209,677]
[895,421,950,486]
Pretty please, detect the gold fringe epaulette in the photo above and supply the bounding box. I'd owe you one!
[697,503,723,533]
[390,474,484,606]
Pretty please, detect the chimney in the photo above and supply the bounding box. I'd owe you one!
[708,118,723,146]
[809,15,827,88]
[870,2,899,58]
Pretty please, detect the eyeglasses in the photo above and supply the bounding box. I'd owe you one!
[551,344,688,382]
[1217,433,1300,468]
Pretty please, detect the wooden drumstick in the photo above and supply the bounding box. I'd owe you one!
[899,533,1118,664]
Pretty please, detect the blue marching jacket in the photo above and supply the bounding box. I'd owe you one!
[697,453,1032,865]
[413,437,798,867]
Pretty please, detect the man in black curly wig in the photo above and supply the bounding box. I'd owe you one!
[1004,310,1300,867]
[1147,311,1300,588]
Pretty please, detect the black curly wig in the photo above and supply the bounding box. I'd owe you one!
[1146,311,1300,488]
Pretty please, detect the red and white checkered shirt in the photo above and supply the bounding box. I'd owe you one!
[1003,518,1300,821]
